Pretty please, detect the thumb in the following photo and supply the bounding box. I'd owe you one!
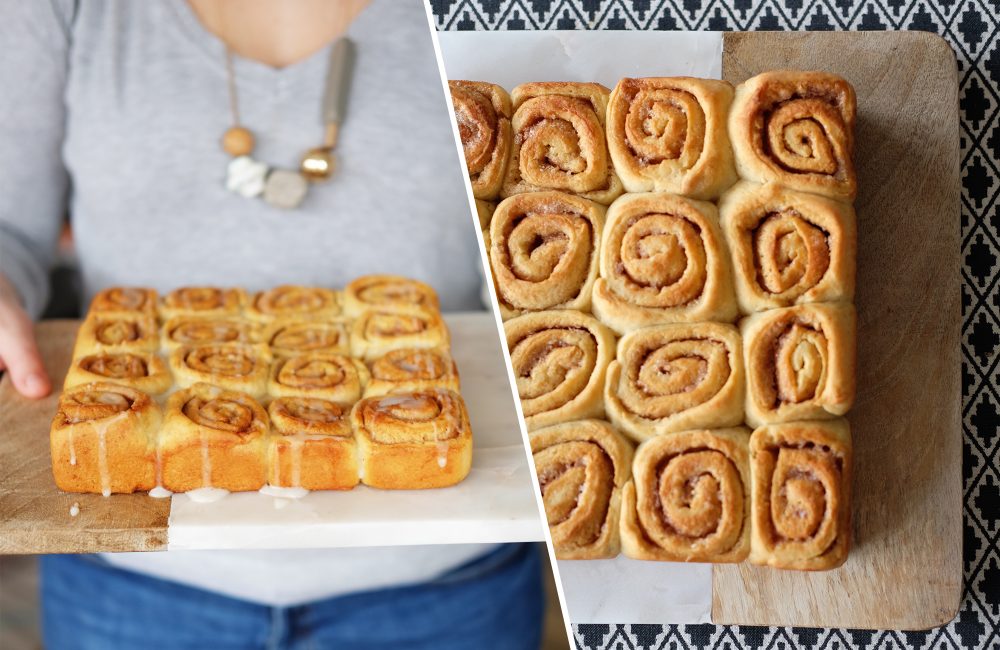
[0,311,51,399]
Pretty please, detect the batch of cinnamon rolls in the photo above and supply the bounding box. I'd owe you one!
[451,71,857,570]
[49,277,473,497]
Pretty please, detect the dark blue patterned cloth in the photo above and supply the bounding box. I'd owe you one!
[432,1,1000,648]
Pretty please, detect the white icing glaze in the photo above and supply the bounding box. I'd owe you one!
[148,486,173,499]
[68,430,77,466]
[184,487,230,503]
[259,485,309,499]
[436,441,449,469]
[69,502,80,517]
[200,430,212,488]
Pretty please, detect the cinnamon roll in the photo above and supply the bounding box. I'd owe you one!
[267,397,358,490]
[351,389,473,489]
[88,287,158,317]
[159,286,247,320]
[170,344,271,398]
[350,309,450,361]
[268,353,369,404]
[592,192,737,333]
[49,382,160,494]
[160,383,269,492]
[620,428,751,563]
[604,322,744,442]
[162,316,262,352]
[749,419,852,570]
[489,191,604,319]
[502,82,624,205]
[246,285,341,322]
[265,320,351,357]
[607,77,737,199]
[531,420,633,559]
[720,181,856,314]
[729,71,857,202]
[475,199,495,232]
[343,275,440,317]
[741,302,856,427]
[73,314,159,357]
[504,310,615,430]
[64,352,171,396]
[449,80,513,200]
[364,347,460,398]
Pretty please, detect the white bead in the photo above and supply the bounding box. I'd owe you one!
[263,169,309,210]
[226,156,269,198]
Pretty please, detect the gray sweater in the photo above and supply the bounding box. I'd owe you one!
[0,0,494,605]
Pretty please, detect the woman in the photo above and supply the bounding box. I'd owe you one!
[0,1,543,647]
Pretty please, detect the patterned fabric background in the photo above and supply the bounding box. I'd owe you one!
[431,1,1000,648]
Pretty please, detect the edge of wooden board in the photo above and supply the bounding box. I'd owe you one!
[713,30,962,631]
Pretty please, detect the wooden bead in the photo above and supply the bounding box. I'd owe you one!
[222,126,255,156]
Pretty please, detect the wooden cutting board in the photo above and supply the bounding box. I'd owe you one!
[712,31,962,630]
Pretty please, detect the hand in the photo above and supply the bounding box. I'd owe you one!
[0,275,51,398]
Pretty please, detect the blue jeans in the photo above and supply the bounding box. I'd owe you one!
[41,544,543,649]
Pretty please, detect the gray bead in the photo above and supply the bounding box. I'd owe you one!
[263,169,309,210]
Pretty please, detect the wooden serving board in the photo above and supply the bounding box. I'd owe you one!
[712,31,962,630]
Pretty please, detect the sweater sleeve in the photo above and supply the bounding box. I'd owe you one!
[0,0,75,318]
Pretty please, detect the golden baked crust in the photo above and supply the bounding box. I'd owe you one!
[162,316,262,352]
[88,287,158,317]
[170,344,271,399]
[73,313,159,357]
[475,199,495,232]
[49,382,160,494]
[449,80,513,201]
[720,181,856,314]
[267,397,358,490]
[351,389,473,489]
[741,302,856,427]
[350,310,450,361]
[64,352,171,395]
[504,310,615,431]
[342,275,440,317]
[749,419,851,570]
[160,383,269,492]
[531,420,633,559]
[364,347,460,398]
[604,322,745,442]
[592,192,738,333]
[607,77,737,199]
[267,353,369,404]
[264,320,351,357]
[159,286,247,320]
[620,428,751,563]
[729,71,857,201]
[246,285,341,322]
[489,191,605,319]
[502,82,624,205]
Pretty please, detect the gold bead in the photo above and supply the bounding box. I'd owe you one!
[300,147,335,182]
[222,126,255,157]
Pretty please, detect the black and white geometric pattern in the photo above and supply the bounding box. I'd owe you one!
[432,1,1000,648]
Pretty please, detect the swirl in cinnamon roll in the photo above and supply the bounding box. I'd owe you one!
[267,397,358,490]
[343,275,440,317]
[49,382,160,494]
[170,344,271,398]
[73,314,159,357]
[162,317,261,352]
[489,191,604,319]
[504,310,615,430]
[741,302,856,427]
[449,80,513,201]
[160,383,269,492]
[350,309,449,361]
[364,347,460,398]
[720,181,856,313]
[729,71,857,201]
[88,287,158,316]
[159,286,247,320]
[607,77,737,199]
[620,428,751,563]
[502,82,623,205]
[268,353,368,404]
[749,419,852,570]
[604,322,745,442]
[531,420,633,559]
[247,285,341,322]
[265,320,350,357]
[592,192,737,333]
[64,352,171,395]
[351,389,473,489]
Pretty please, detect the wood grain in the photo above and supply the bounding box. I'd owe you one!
[0,321,169,554]
[712,31,962,631]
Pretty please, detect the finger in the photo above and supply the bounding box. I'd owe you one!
[0,321,51,398]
